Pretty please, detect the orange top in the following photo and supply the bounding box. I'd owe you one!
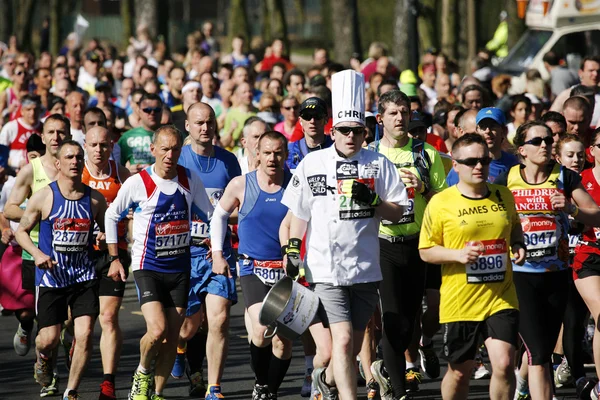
[83,160,128,250]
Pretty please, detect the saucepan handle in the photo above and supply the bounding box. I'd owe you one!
[264,324,278,339]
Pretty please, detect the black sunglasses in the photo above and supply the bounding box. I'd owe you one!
[454,156,492,167]
[335,126,365,136]
[524,136,553,147]
[142,107,162,114]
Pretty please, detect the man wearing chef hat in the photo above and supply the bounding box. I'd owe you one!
[281,70,409,400]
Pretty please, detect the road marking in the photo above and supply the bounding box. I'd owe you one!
[131,311,143,316]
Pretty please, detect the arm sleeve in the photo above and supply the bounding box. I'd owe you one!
[281,160,311,221]
[210,203,232,252]
[105,175,138,243]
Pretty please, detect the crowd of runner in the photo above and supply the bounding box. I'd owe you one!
[1,23,600,400]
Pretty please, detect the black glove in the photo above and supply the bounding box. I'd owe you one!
[285,238,303,279]
[348,179,381,206]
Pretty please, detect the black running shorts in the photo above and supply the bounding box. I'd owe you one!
[36,280,99,329]
[441,309,519,364]
[96,249,131,298]
[133,270,190,309]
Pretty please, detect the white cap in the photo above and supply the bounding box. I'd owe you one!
[332,70,365,126]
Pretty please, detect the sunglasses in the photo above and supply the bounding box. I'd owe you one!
[524,136,553,146]
[335,126,365,136]
[301,113,326,121]
[142,107,162,114]
[454,156,492,167]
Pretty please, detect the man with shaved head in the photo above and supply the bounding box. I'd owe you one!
[171,102,241,397]
[456,108,478,138]
[82,126,130,399]
[563,95,593,141]
[66,92,86,146]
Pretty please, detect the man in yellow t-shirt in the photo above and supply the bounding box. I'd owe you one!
[419,133,526,400]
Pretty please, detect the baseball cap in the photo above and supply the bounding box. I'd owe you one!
[399,83,417,97]
[408,111,428,132]
[310,74,326,88]
[476,107,506,125]
[86,51,100,62]
[95,81,111,91]
[299,97,327,120]
[399,70,418,85]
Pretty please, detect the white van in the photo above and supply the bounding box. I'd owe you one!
[497,0,600,92]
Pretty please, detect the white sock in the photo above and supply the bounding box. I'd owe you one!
[406,361,417,370]
[305,355,314,371]
[64,388,74,397]
[137,365,149,374]
[516,374,528,393]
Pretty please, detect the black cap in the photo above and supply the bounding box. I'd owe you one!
[86,51,100,62]
[408,111,428,132]
[299,97,327,120]
[95,80,111,91]
[310,74,326,88]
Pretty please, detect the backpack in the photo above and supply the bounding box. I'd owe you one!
[368,138,432,193]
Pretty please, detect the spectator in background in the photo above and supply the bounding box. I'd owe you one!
[0,63,28,120]
[51,64,68,88]
[200,71,223,118]
[540,111,567,156]
[222,82,257,149]
[78,51,100,95]
[461,84,485,110]
[543,51,579,99]
[0,54,15,80]
[269,62,286,82]
[420,63,437,114]
[218,63,234,82]
[221,35,254,69]
[0,94,41,170]
[492,74,512,113]
[256,92,280,125]
[115,77,134,114]
[266,78,284,98]
[160,66,186,109]
[171,80,200,136]
[283,69,306,99]
[201,21,220,60]
[435,73,452,103]
[274,95,299,140]
[259,38,292,72]
[551,56,600,119]
[66,91,86,145]
[506,94,532,144]
[563,95,593,141]
[110,57,125,97]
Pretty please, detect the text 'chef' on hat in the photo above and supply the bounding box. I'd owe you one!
[332,70,365,127]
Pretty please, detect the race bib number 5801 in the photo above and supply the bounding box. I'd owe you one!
[466,239,508,284]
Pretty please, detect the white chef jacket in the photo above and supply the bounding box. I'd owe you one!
[282,145,409,286]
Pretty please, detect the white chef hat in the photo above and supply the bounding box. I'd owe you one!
[332,70,366,126]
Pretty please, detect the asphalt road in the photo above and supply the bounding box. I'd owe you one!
[0,277,582,400]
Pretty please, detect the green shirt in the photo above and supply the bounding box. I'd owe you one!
[118,126,155,166]
[223,107,256,148]
[376,138,448,237]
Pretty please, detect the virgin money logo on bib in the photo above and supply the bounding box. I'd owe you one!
[156,220,189,235]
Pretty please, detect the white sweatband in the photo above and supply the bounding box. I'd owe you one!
[210,203,232,253]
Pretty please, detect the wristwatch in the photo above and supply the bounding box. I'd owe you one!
[107,255,120,263]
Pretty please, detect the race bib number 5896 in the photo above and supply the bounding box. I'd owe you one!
[466,239,508,284]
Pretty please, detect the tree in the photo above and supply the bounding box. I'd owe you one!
[49,0,61,56]
[393,0,410,71]
[263,0,289,48]
[121,0,133,48]
[134,0,158,38]
[227,0,251,51]
[15,0,36,53]
[441,0,456,59]
[417,0,437,54]
[0,0,13,44]
[331,0,361,65]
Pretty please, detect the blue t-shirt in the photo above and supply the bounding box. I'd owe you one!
[286,135,334,171]
[446,151,519,186]
[178,145,241,256]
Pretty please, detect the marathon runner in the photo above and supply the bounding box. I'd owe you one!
[82,126,131,400]
[286,97,332,171]
[0,93,42,170]
[238,116,269,174]
[496,121,600,400]
[419,133,526,400]
[105,125,213,400]
[4,114,71,397]
[282,70,409,400]
[15,140,108,400]
[367,89,447,399]
[173,102,241,397]
[211,130,292,400]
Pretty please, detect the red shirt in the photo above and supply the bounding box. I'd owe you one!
[426,133,448,153]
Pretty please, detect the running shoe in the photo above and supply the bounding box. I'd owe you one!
[268,394,277,400]
[301,368,313,397]
[405,368,422,393]
[150,395,164,400]
[205,385,225,399]
[13,323,32,356]
[40,373,59,398]
[370,360,392,400]
[35,355,54,386]
[472,359,491,380]
[171,351,186,379]
[578,377,597,400]
[312,367,338,400]
[418,343,440,379]
[591,381,600,400]
[99,380,117,400]
[63,390,79,400]
[252,384,269,400]
[554,356,573,388]
[513,391,530,400]
[366,379,379,399]
[188,369,206,397]
[129,370,153,400]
